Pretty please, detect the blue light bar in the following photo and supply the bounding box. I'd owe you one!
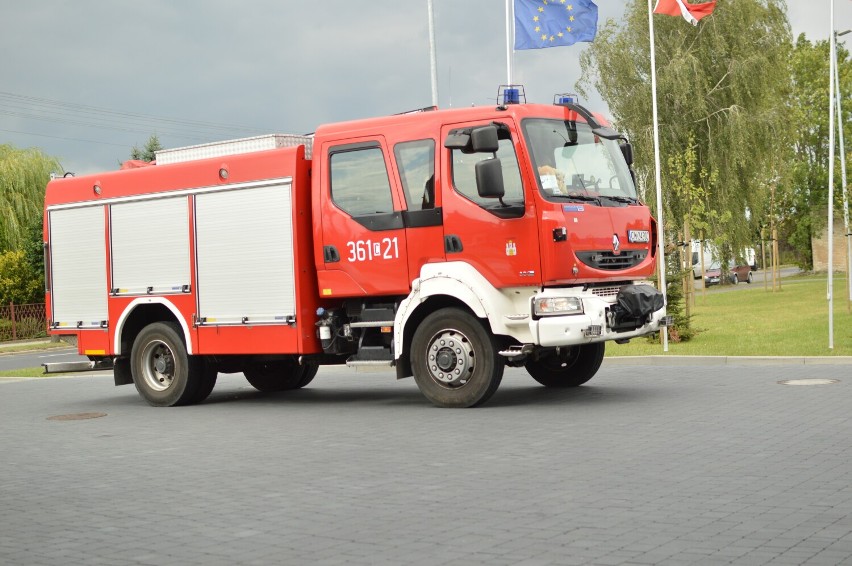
[503,88,520,105]
[497,85,526,106]
[554,93,581,106]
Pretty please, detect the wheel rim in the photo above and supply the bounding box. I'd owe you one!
[425,329,475,389]
[140,339,177,392]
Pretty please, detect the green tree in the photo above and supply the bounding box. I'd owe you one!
[130,134,163,162]
[0,144,62,252]
[0,250,42,304]
[780,35,852,269]
[578,0,792,266]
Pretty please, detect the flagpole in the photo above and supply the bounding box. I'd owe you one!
[427,0,438,107]
[506,0,514,84]
[648,0,669,352]
[836,30,852,309]
[828,0,836,349]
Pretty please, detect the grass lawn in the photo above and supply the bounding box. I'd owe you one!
[608,273,852,357]
[0,367,55,378]
[0,340,69,355]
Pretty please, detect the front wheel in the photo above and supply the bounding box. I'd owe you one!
[525,343,605,388]
[411,308,504,408]
[747,271,753,284]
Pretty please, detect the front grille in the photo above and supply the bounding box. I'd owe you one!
[576,250,646,270]
[590,285,622,299]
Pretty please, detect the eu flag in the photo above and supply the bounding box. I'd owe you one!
[514,0,598,50]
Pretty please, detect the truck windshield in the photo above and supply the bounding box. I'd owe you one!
[522,118,637,204]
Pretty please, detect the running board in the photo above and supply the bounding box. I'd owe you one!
[345,359,394,368]
[42,359,114,374]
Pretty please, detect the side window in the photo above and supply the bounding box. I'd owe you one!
[451,138,524,209]
[330,146,394,217]
[394,140,435,210]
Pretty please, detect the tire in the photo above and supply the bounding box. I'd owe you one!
[747,271,753,284]
[187,360,218,404]
[130,322,202,407]
[525,343,605,388]
[732,274,738,285]
[243,359,318,392]
[410,308,504,408]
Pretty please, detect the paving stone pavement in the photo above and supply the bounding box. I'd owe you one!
[1,360,851,566]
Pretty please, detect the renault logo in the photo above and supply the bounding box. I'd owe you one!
[612,233,621,254]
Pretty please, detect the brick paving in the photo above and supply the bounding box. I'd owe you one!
[1,361,851,565]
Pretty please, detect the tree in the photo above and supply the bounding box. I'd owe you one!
[0,250,42,304]
[0,144,62,252]
[130,134,163,162]
[780,35,852,269]
[578,0,792,266]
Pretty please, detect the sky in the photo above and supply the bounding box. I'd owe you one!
[2,1,851,175]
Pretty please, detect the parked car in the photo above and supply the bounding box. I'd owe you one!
[704,262,753,286]
[729,263,753,284]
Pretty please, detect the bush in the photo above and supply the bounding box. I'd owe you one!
[0,250,42,305]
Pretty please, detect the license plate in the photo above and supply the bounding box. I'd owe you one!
[628,230,650,243]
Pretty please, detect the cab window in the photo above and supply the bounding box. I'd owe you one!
[329,146,394,217]
[451,137,524,216]
[394,139,435,211]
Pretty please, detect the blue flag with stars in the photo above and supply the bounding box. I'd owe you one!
[514,0,598,50]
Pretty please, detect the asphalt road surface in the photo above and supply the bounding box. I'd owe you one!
[0,346,89,372]
[2,361,851,565]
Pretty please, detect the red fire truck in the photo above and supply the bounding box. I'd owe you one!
[44,89,668,408]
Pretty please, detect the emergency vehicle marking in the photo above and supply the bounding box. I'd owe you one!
[346,237,399,262]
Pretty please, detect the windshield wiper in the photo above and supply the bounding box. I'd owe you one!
[600,195,638,205]
[554,193,601,205]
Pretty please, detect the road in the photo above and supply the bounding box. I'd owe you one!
[0,346,90,372]
[692,265,801,292]
[1,361,851,565]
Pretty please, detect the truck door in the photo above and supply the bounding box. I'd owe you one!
[392,139,445,279]
[440,122,541,288]
[317,138,412,297]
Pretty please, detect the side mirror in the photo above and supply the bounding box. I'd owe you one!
[470,126,499,153]
[475,158,505,199]
[620,142,633,166]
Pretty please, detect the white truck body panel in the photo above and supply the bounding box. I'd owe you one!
[48,206,108,328]
[111,196,191,295]
[194,181,297,324]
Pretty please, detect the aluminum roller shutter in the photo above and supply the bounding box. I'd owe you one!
[195,182,296,324]
[110,197,190,295]
[49,206,108,327]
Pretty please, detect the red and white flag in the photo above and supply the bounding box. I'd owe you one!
[653,0,716,26]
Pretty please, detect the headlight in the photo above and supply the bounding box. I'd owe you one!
[534,296,584,316]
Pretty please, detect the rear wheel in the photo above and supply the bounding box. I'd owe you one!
[130,322,203,406]
[732,274,739,285]
[525,343,605,388]
[411,308,503,408]
[243,359,318,392]
[747,271,753,284]
[187,360,218,403]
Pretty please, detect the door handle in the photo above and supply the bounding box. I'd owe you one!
[323,245,340,263]
[444,235,463,254]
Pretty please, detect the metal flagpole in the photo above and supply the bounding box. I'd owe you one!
[506,0,514,85]
[828,0,836,349]
[427,0,439,107]
[648,0,668,351]
[836,30,852,309]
